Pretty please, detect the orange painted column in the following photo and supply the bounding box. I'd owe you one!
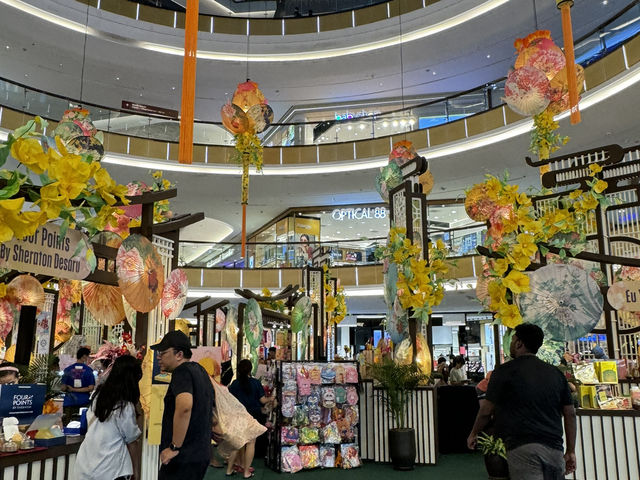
[558,0,581,125]
[178,0,199,164]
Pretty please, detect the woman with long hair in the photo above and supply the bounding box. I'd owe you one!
[227,359,273,478]
[74,355,143,480]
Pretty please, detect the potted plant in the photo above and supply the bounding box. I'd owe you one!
[368,358,428,470]
[476,432,509,480]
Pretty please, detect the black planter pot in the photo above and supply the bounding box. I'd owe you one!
[388,428,416,471]
[484,454,509,480]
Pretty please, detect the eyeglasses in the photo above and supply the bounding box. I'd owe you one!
[157,349,175,358]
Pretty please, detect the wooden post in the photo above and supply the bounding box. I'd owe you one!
[178,0,199,164]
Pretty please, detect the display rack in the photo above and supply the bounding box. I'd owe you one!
[267,361,361,473]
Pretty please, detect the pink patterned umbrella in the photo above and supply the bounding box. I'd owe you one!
[515,38,566,80]
[504,66,551,116]
[161,269,188,320]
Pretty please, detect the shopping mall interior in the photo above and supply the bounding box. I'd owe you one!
[1,0,640,478]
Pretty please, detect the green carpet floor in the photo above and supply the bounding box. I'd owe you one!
[204,454,487,479]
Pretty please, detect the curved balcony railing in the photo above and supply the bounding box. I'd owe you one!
[179,222,487,269]
[1,1,639,148]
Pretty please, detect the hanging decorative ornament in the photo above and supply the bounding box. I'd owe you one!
[220,80,272,258]
[82,282,126,326]
[116,234,164,313]
[0,299,18,340]
[161,269,189,320]
[376,140,432,202]
[556,0,581,124]
[7,275,45,309]
[464,184,498,222]
[504,66,551,116]
[225,306,239,346]
[291,296,312,334]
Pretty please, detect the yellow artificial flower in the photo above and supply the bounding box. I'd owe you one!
[262,288,272,297]
[162,179,171,190]
[10,137,49,174]
[0,198,26,242]
[593,180,608,194]
[485,177,502,200]
[508,253,532,271]
[588,163,603,175]
[580,193,599,211]
[38,183,67,219]
[0,283,6,298]
[93,167,119,205]
[488,279,507,306]
[435,238,446,251]
[502,270,530,294]
[498,184,519,206]
[325,295,338,312]
[515,233,537,257]
[430,259,448,276]
[568,189,583,200]
[0,198,43,241]
[152,170,163,179]
[492,258,509,276]
[497,303,523,328]
[516,192,532,207]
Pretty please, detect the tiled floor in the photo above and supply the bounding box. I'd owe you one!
[204,454,488,479]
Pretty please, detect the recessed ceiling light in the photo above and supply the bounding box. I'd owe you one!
[336,231,341,234]
[382,121,389,128]
[434,216,439,219]
[452,210,457,214]
[347,125,353,130]
[432,71,437,75]
[5,45,9,49]
[486,54,491,58]
[359,124,365,130]
[602,0,608,4]
[24,73,28,77]
[392,120,398,127]
[115,76,120,80]
[171,86,176,90]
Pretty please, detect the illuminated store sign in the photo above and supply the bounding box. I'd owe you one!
[331,207,387,221]
[334,110,381,121]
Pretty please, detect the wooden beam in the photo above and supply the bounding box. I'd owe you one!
[183,296,211,310]
[200,300,230,316]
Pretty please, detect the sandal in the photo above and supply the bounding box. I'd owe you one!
[243,474,255,479]
[234,465,254,473]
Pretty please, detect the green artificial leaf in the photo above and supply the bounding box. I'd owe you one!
[39,173,52,186]
[539,245,549,257]
[71,237,87,258]
[0,171,21,199]
[0,144,9,169]
[82,193,105,209]
[27,188,41,203]
[59,218,69,242]
[86,248,97,273]
[12,120,37,139]
[558,248,567,260]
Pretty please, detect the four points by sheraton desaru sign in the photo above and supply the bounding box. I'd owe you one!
[0,224,93,280]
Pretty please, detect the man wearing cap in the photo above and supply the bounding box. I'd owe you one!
[152,331,214,480]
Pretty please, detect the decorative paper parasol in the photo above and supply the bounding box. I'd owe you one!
[476,274,490,304]
[419,170,434,196]
[122,296,137,328]
[607,281,640,312]
[82,282,126,326]
[388,140,417,166]
[503,66,551,116]
[394,334,432,376]
[161,269,188,320]
[66,136,105,162]
[465,184,498,222]
[386,297,409,345]
[221,102,249,134]
[7,275,45,309]
[225,306,238,346]
[536,338,565,366]
[502,328,514,360]
[383,263,398,307]
[291,296,312,334]
[515,264,603,341]
[246,104,274,134]
[116,234,164,313]
[243,298,263,348]
[0,299,18,340]
[375,162,403,202]
[515,37,566,80]
[215,308,226,333]
[548,64,585,114]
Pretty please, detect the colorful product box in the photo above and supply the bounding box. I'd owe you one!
[595,361,619,384]
[579,385,597,408]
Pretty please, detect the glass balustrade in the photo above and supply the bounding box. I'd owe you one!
[0,2,638,147]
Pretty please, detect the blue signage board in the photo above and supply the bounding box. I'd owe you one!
[0,384,46,425]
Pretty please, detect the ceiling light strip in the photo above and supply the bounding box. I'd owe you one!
[1,0,510,62]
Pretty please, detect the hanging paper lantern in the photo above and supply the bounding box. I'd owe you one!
[232,80,266,111]
[161,269,188,320]
[7,275,45,309]
[504,66,551,116]
[388,140,417,166]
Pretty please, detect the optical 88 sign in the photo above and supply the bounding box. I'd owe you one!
[331,207,387,221]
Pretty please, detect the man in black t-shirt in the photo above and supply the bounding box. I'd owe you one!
[467,323,577,480]
[151,331,214,480]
